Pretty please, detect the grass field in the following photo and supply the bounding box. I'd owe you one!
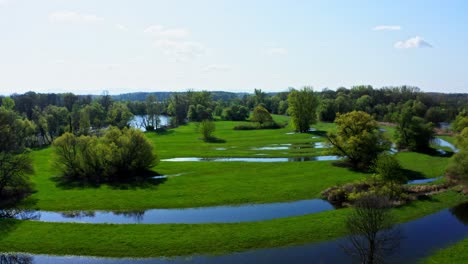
[421,237,468,264]
[1,116,465,260]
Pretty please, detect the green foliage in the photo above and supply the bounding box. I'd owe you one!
[107,103,134,129]
[53,127,157,183]
[0,152,34,204]
[287,87,319,132]
[394,107,434,152]
[1,97,15,110]
[328,111,390,169]
[168,93,189,126]
[251,105,273,126]
[451,111,468,133]
[188,104,213,122]
[222,105,249,121]
[373,154,406,183]
[199,120,216,140]
[446,128,468,184]
[317,99,336,122]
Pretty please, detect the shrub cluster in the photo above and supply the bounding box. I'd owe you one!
[53,127,157,183]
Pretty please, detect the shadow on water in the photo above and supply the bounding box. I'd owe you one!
[400,169,426,181]
[450,202,468,225]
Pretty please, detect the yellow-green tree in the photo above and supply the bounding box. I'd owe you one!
[287,87,318,133]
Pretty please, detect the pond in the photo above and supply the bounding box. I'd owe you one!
[252,142,329,151]
[407,176,443,185]
[2,202,466,263]
[0,199,334,224]
[433,138,459,153]
[161,156,340,162]
[130,115,170,131]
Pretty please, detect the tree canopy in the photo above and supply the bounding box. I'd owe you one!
[287,87,319,133]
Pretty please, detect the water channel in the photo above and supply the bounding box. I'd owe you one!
[1,202,466,263]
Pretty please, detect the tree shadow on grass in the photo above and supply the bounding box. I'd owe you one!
[307,130,328,137]
[203,137,226,143]
[52,170,167,190]
[401,169,426,180]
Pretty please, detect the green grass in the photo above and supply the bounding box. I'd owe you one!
[19,119,452,210]
[421,237,468,264]
[1,191,465,258]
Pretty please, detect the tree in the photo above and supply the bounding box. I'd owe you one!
[0,106,34,204]
[446,127,468,187]
[222,105,249,121]
[373,154,406,183]
[287,87,319,132]
[145,95,162,130]
[394,107,434,152]
[328,111,390,169]
[167,93,189,126]
[451,111,468,133]
[107,102,134,129]
[251,105,273,126]
[343,195,401,264]
[53,127,157,183]
[199,119,216,140]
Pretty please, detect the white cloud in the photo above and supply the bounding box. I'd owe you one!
[202,64,231,72]
[372,25,401,31]
[116,24,128,32]
[145,24,205,61]
[144,25,189,39]
[265,47,288,55]
[394,36,433,49]
[49,11,104,24]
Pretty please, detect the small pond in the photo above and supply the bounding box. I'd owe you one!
[161,156,340,162]
[407,176,443,185]
[0,199,334,224]
[433,138,459,153]
[252,142,329,151]
[2,202,466,263]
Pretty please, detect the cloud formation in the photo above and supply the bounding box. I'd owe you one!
[49,11,104,24]
[115,24,128,32]
[265,47,288,55]
[145,25,205,61]
[394,36,433,49]
[202,64,231,72]
[372,25,401,31]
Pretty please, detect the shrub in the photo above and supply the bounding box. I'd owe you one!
[199,120,216,140]
[53,127,157,183]
[373,154,406,183]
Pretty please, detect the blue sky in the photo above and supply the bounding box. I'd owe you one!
[1,0,467,95]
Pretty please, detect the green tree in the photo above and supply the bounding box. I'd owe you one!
[373,154,406,183]
[446,127,468,186]
[199,119,216,140]
[328,111,389,169]
[167,93,189,126]
[394,107,434,152]
[107,102,134,129]
[222,105,249,121]
[287,87,319,132]
[451,111,468,132]
[251,105,273,126]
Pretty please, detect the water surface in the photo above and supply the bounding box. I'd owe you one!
[2,202,466,263]
[161,156,340,162]
[0,199,334,224]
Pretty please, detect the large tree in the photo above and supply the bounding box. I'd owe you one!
[287,87,319,132]
[446,127,468,188]
[328,111,390,169]
[394,107,434,152]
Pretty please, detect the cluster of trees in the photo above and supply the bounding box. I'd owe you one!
[53,127,157,183]
[446,112,468,188]
[0,99,34,204]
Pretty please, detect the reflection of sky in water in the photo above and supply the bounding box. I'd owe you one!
[162,156,340,162]
[2,203,467,264]
[1,199,334,224]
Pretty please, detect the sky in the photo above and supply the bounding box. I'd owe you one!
[1,0,468,95]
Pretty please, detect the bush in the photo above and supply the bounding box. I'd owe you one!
[53,127,157,183]
[373,154,406,183]
[199,120,216,140]
[0,152,34,204]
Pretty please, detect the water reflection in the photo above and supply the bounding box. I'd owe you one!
[1,203,467,263]
[450,202,468,225]
[0,199,334,224]
[0,254,32,264]
[161,156,340,162]
[406,176,443,185]
[432,138,459,153]
[0,209,40,220]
